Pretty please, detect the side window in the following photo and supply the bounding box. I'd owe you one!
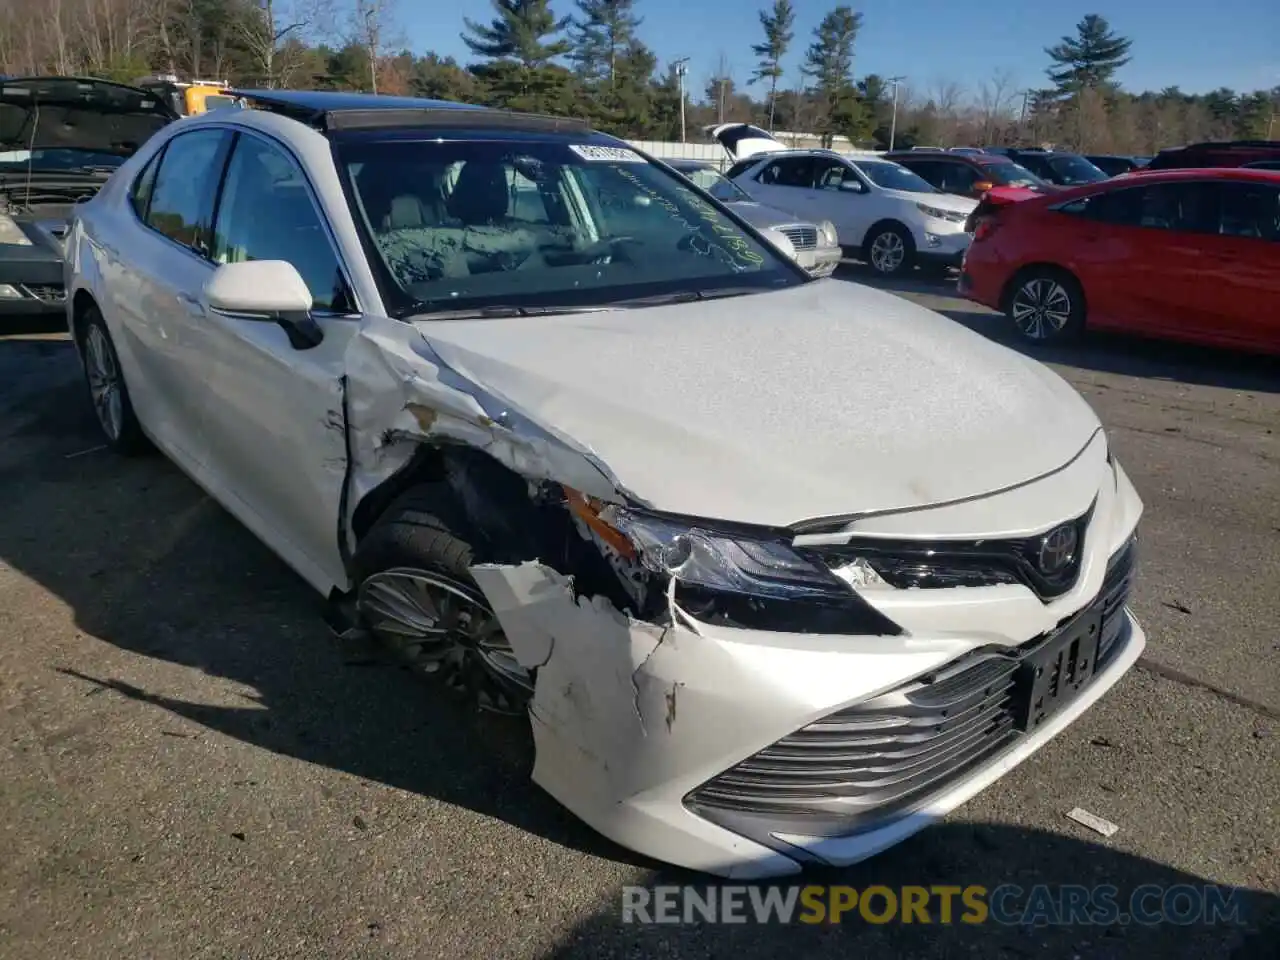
[944,164,979,192]
[1218,182,1280,241]
[211,134,351,312]
[129,149,163,219]
[725,159,757,179]
[814,159,851,190]
[145,129,233,254]
[1135,182,1217,233]
[903,160,944,188]
[1019,155,1050,179]
[1059,188,1143,226]
[759,157,813,188]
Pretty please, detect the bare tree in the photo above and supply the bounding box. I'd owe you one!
[977,68,1016,142]
[239,0,327,87]
[350,0,398,94]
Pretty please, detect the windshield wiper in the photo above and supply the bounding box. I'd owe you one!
[608,287,763,309]
[403,303,610,321]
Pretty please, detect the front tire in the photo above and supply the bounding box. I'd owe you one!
[79,305,149,455]
[1004,268,1086,344]
[863,224,915,276]
[352,486,533,715]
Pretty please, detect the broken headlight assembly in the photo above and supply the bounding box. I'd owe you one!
[602,506,903,636]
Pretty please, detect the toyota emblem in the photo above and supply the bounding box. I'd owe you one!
[1037,525,1078,576]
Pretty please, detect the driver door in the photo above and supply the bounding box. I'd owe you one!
[194,130,364,594]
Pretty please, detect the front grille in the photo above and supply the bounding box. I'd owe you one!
[688,650,1021,832]
[804,502,1095,602]
[779,225,818,250]
[688,533,1139,838]
[19,282,66,302]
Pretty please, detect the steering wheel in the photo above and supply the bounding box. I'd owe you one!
[543,236,637,266]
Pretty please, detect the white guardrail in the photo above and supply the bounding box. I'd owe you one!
[626,140,885,171]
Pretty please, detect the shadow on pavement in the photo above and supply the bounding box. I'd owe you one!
[832,263,1280,396]
[540,823,1280,960]
[0,337,639,868]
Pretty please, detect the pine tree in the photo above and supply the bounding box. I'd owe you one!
[462,0,579,115]
[1045,14,1133,95]
[569,0,642,88]
[750,0,794,132]
[803,6,867,146]
[463,0,573,68]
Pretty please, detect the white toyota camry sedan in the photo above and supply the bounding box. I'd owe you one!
[65,91,1145,878]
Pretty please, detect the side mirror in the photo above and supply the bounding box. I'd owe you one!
[838,179,864,193]
[204,260,324,350]
[973,180,994,193]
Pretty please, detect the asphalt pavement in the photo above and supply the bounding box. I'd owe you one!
[0,269,1276,959]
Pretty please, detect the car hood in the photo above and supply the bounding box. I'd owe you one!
[0,76,176,156]
[879,188,978,213]
[416,282,1101,527]
[728,200,816,231]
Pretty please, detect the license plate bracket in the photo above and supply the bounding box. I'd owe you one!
[1012,606,1104,732]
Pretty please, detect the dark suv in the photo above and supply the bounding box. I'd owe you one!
[1144,140,1280,171]
[883,150,1052,199]
[1002,149,1109,187]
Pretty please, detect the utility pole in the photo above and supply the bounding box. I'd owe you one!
[673,57,690,142]
[886,75,905,150]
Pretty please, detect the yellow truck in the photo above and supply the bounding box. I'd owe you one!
[131,75,240,116]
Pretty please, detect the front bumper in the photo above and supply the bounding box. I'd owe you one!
[0,281,66,317]
[794,244,842,278]
[472,449,1144,878]
[913,224,971,266]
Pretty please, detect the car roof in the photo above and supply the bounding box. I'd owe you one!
[231,88,592,137]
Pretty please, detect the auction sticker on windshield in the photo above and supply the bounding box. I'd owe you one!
[569,144,645,163]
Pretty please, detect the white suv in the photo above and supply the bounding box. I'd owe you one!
[712,124,977,276]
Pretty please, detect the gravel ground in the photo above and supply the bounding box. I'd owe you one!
[1,269,1276,959]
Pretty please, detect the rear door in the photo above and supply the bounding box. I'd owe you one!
[106,127,234,464]
[747,155,817,215]
[1206,179,1280,350]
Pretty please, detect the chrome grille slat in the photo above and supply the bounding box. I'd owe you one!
[687,535,1139,833]
[779,225,818,250]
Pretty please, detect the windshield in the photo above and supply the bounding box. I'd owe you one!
[1049,155,1108,185]
[0,147,125,172]
[853,159,938,194]
[337,137,801,317]
[983,161,1045,188]
[678,165,752,203]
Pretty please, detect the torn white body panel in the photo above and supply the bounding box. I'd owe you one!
[471,561,1147,877]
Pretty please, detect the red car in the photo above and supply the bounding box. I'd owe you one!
[959,168,1280,354]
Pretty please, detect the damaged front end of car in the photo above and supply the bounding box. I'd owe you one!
[332,316,1145,880]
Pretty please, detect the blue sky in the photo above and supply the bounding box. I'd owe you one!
[398,0,1280,101]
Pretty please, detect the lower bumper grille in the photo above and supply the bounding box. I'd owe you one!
[687,534,1139,838]
[20,282,66,302]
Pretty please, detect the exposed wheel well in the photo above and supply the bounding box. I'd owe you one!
[1000,263,1085,316]
[71,290,98,345]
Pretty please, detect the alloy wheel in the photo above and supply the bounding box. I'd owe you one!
[357,567,533,714]
[1011,278,1072,340]
[870,231,906,273]
[84,324,123,441]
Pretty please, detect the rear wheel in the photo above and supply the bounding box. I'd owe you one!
[1005,268,1086,343]
[352,487,533,715]
[79,305,149,455]
[863,224,915,276]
